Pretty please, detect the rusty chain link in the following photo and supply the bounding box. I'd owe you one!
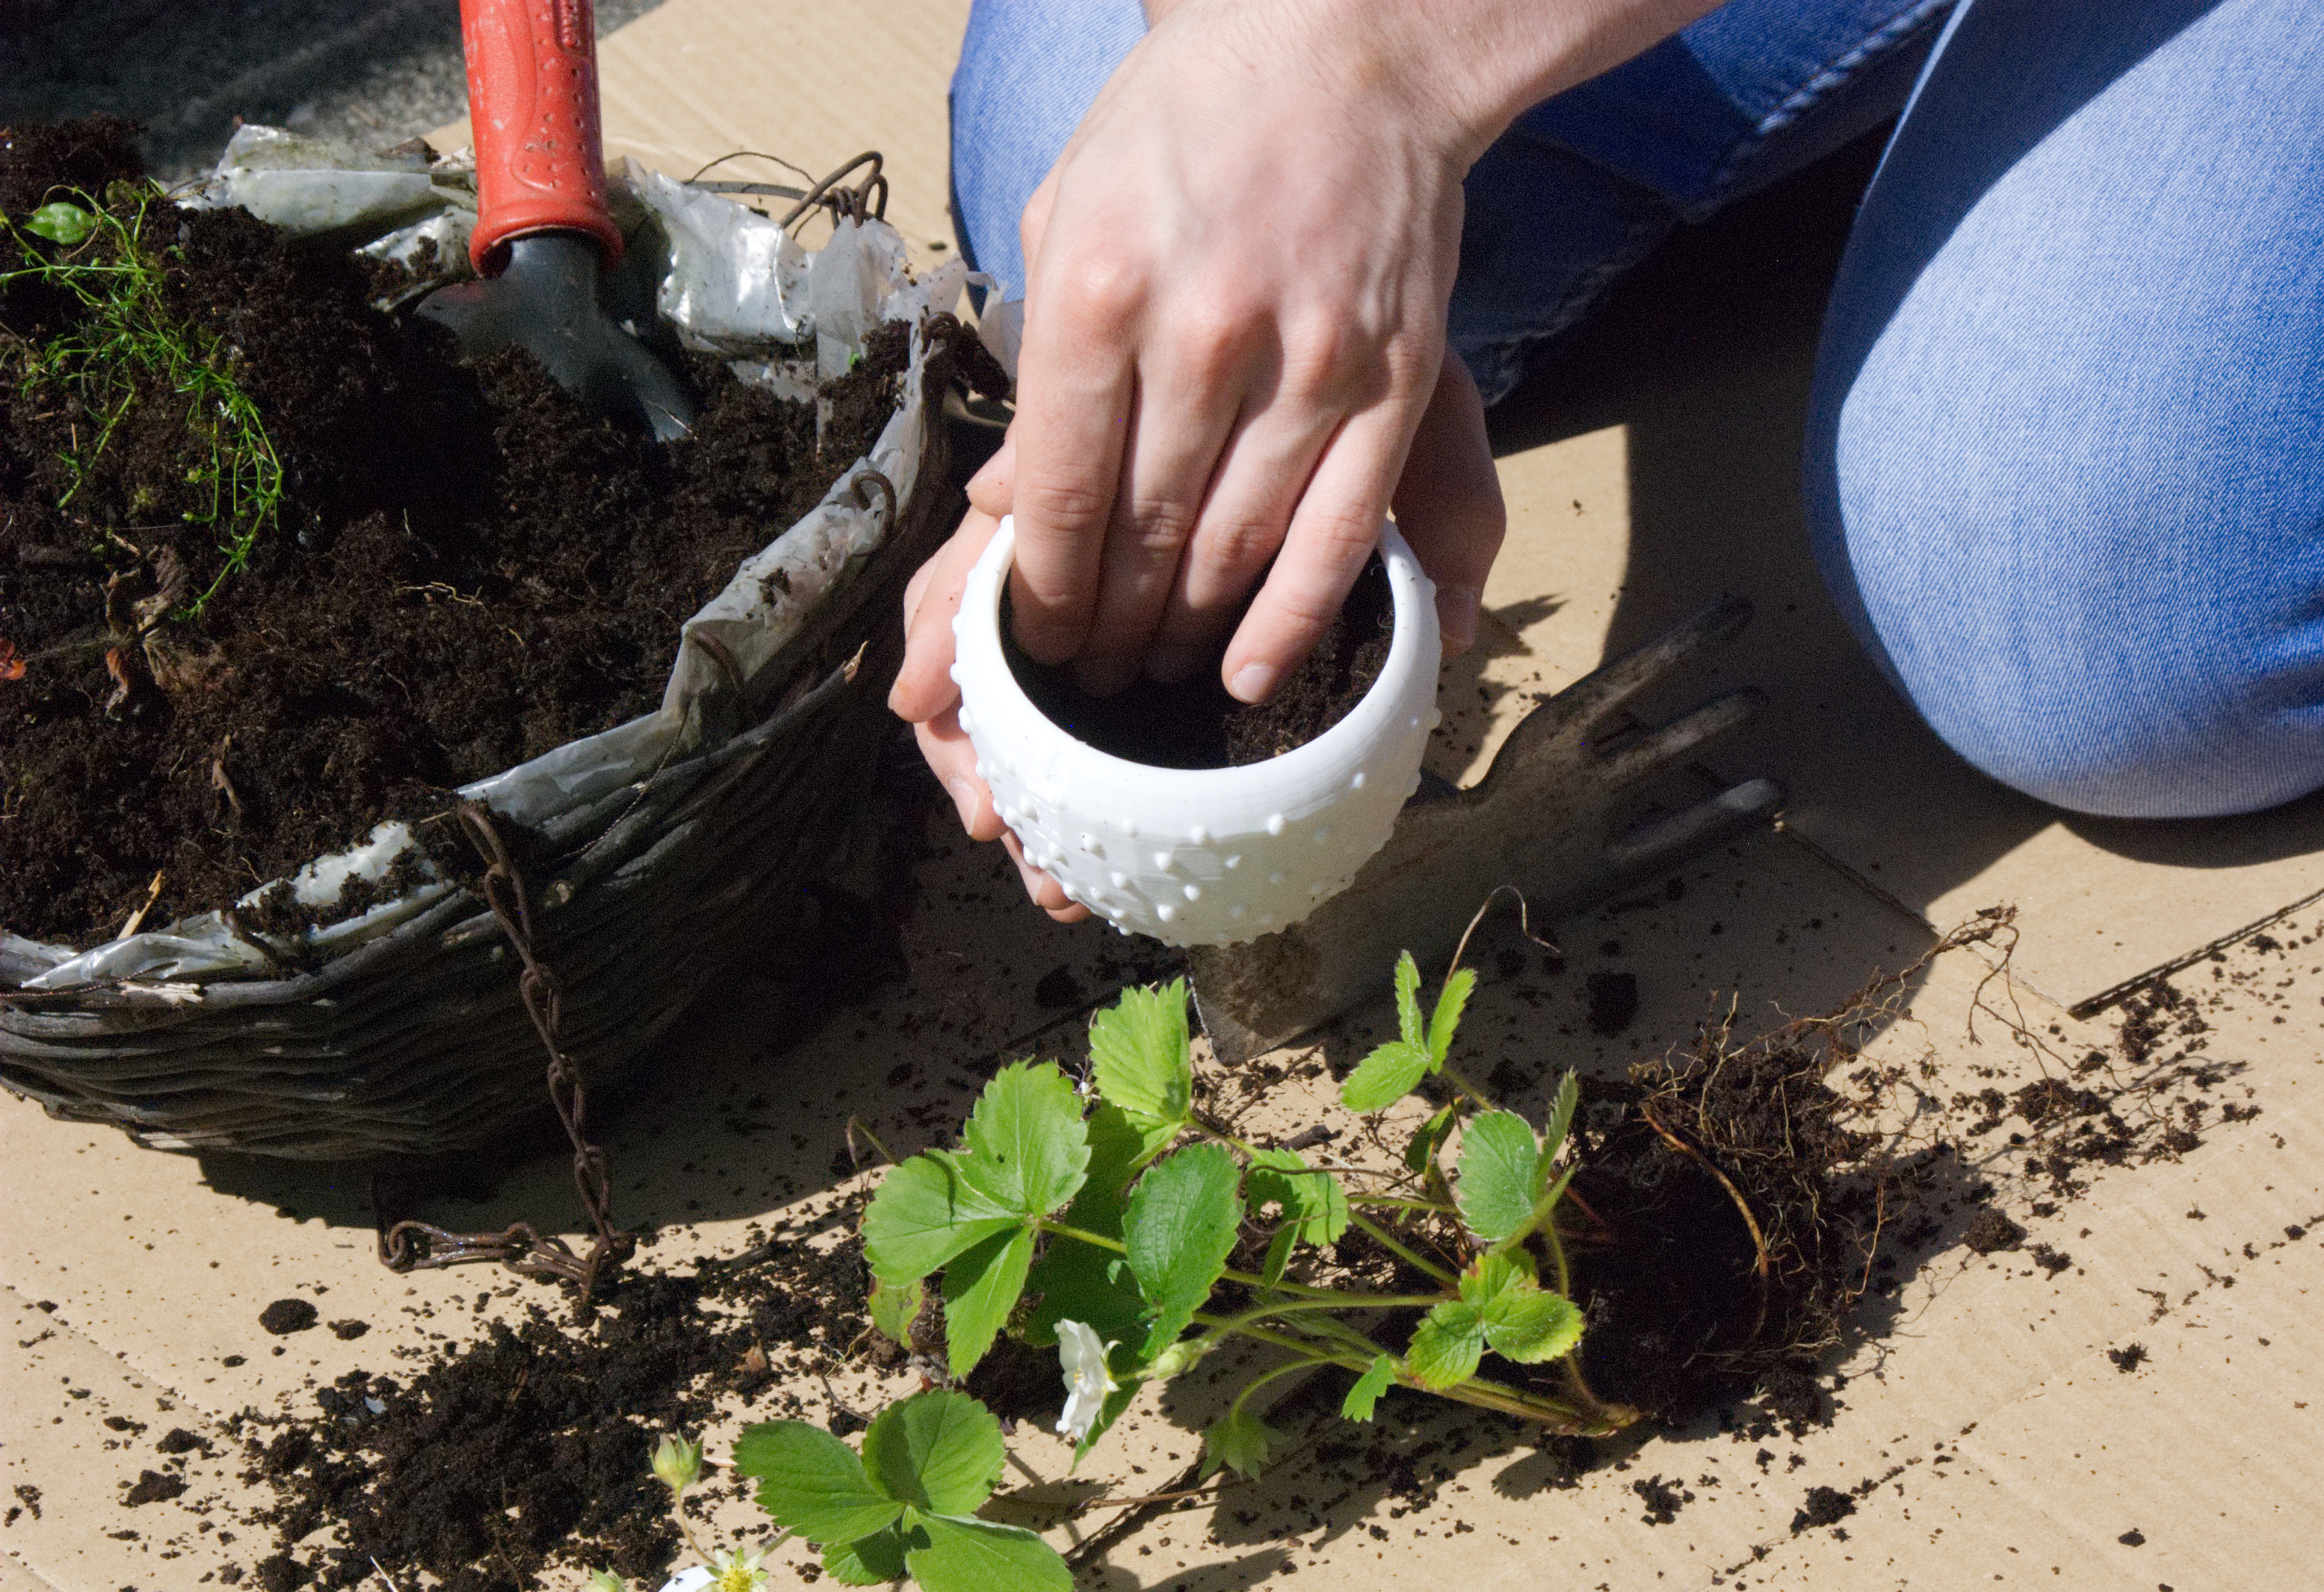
[377,802,634,1300]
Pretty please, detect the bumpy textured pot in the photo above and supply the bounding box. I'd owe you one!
[952,517,1442,948]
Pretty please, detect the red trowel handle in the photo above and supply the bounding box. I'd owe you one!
[460,0,625,273]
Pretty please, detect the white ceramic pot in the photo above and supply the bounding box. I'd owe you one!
[952,517,1442,948]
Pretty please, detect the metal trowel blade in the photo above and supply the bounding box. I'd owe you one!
[414,231,695,443]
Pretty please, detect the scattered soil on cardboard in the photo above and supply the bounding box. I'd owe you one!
[0,120,923,945]
[1002,552,1393,769]
[241,1205,873,1591]
[212,915,2289,1585]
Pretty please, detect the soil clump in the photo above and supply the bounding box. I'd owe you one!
[1002,551,1393,769]
[0,120,916,945]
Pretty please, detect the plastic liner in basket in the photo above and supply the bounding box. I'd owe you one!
[0,132,971,1160]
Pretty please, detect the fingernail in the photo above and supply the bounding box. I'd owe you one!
[1438,584,1481,653]
[1228,661,1277,704]
[945,778,980,830]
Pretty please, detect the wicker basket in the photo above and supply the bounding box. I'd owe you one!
[0,322,959,1162]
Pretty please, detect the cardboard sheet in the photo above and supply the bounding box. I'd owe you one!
[12,810,2318,1592]
[10,1,2324,1589]
[428,0,971,262]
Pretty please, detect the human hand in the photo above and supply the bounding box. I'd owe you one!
[891,345,1504,919]
[988,0,1491,701]
[895,0,1713,916]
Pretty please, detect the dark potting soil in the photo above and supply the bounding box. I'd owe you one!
[1002,551,1394,769]
[242,1221,872,1592]
[1566,1031,1883,1422]
[0,121,917,945]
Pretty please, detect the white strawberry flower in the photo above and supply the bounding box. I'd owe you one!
[1053,1319,1121,1443]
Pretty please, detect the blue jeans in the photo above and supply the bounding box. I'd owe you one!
[950,0,2324,820]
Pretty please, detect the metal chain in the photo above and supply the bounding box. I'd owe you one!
[377,803,634,1300]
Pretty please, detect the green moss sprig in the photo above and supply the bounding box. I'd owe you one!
[4,188,283,618]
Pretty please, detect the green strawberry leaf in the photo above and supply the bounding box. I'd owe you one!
[1089,980,1192,1127]
[1246,1148,1350,1248]
[1455,1110,1540,1245]
[1341,1039,1433,1113]
[862,1152,1018,1286]
[1541,1069,1580,1164]
[860,1389,1006,1517]
[1425,965,1476,1070]
[1458,1250,1535,1304]
[1023,1104,1162,1350]
[957,1061,1091,1217]
[1341,1354,1399,1423]
[1393,950,1424,1048]
[1202,1406,1289,1480]
[1481,1286,1585,1364]
[1078,1102,1180,1229]
[820,1523,908,1586]
[905,1514,1073,1592]
[1024,1227,1146,1351]
[940,1224,1035,1377]
[1405,1299,1486,1390]
[729,1421,902,1545]
[1404,1101,1458,1175]
[1122,1143,1243,1361]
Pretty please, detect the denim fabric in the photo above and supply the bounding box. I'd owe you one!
[948,0,1149,302]
[1806,0,2324,818]
[1458,0,1946,401]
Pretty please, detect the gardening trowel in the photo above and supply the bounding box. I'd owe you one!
[1188,598,1784,1062]
[415,0,694,442]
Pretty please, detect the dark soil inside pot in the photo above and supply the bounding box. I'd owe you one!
[1002,551,1393,769]
[0,118,920,947]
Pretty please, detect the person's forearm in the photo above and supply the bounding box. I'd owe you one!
[1139,0,1722,169]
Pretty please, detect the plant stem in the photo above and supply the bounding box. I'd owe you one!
[1436,1061,1498,1112]
[1195,1293,1438,1352]
[1540,1201,1574,1299]
[1346,1193,1455,1214]
[665,1488,713,1565]
[1345,1208,1459,1287]
[1225,1357,1314,1423]
[1036,1219,1441,1307]
[1213,1320,1629,1435]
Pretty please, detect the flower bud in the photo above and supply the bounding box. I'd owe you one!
[651,1433,703,1494]
[585,1571,625,1592]
[1144,1337,1206,1380]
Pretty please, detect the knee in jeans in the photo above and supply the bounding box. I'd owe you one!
[1875,622,2320,821]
